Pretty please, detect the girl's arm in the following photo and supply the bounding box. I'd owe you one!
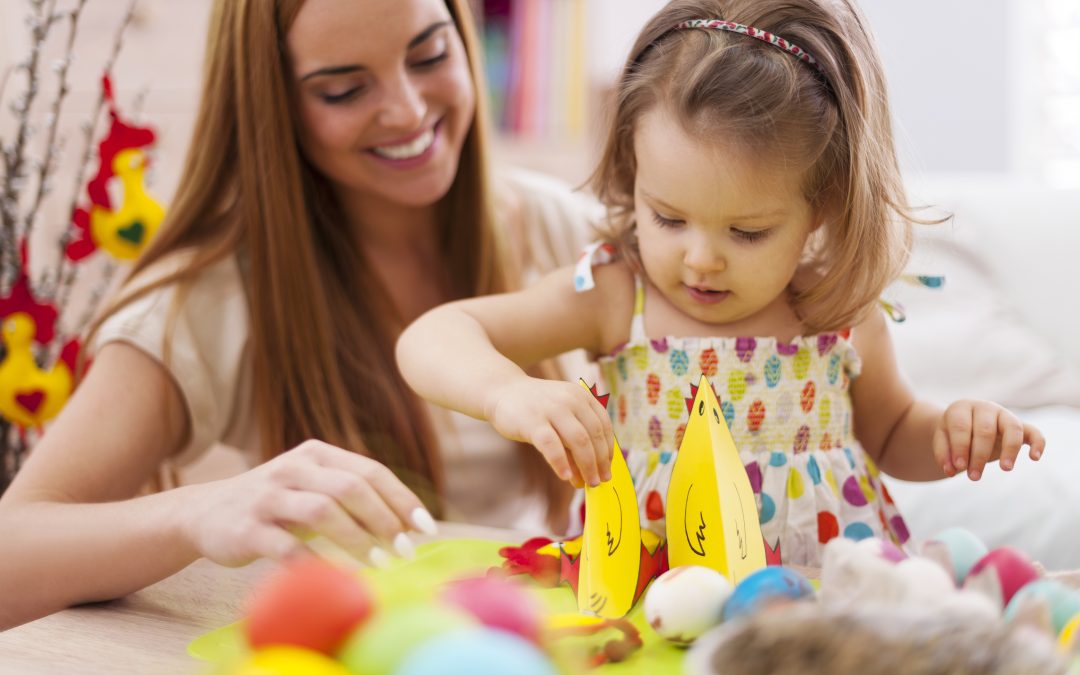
[397,263,633,487]
[0,344,429,630]
[850,309,1045,481]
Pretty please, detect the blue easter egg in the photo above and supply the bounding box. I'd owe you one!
[1004,580,1080,635]
[764,355,782,388]
[722,567,814,622]
[393,627,556,675]
[923,527,988,584]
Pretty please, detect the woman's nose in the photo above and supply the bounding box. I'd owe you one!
[377,71,426,130]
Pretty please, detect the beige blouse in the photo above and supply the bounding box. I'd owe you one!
[93,169,601,531]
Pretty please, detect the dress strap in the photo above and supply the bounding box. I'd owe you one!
[629,275,647,343]
[572,241,616,292]
[879,274,945,323]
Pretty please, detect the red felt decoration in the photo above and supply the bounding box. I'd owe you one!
[0,241,59,344]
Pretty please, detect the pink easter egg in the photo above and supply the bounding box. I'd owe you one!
[441,575,544,644]
[963,547,1041,608]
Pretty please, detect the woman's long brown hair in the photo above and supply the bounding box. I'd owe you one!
[86,0,565,514]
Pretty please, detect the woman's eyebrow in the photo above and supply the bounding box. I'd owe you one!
[299,21,450,82]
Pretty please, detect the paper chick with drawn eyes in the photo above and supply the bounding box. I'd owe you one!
[666,375,766,583]
[576,379,644,619]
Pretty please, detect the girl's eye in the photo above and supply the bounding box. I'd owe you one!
[733,228,770,243]
[651,211,684,229]
[412,52,448,69]
[320,87,364,104]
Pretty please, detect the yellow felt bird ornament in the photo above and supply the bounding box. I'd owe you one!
[0,313,78,429]
[90,148,164,260]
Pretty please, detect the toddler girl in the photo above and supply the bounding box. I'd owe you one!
[396,0,1045,565]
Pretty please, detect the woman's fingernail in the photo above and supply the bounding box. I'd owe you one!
[411,507,438,535]
[393,532,415,559]
[368,546,392,569]
[1002,459,1013,470]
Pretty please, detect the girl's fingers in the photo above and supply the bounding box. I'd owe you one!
[552,413,600,487]
[531,424,574,482]
[1025,423,1046,461]
[580,396,613,482]
[997,415,1025,471]
[966,406,998,480]
[932,424,954,477]
[944,403,974,473]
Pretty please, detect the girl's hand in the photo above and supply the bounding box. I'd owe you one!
[179,440,437,567]
[485,378,614,488]
[933,400,1046,480]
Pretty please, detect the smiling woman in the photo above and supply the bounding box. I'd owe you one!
[0,0,598,629]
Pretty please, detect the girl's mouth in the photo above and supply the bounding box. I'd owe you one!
[684,285,731,305]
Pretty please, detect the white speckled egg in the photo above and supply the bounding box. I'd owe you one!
[644,566,733,646]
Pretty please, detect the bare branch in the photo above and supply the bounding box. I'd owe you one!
[48,0,138,301]
[23,0,90,251]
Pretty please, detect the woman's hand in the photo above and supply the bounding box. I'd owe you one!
[933,400,1046,480]
[485,378,614,488]
[178,440,437,567]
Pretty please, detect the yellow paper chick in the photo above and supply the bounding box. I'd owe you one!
[0,313,73,429]
[90,148,165,261]
[577,379,642,619]
[666,374,765,583]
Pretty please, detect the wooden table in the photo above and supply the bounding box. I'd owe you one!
[0,522,522,675]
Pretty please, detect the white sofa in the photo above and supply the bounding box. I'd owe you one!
[883,179,1080,571]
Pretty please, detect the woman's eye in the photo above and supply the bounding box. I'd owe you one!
[651,211,684,229]
[412,52,448,69]
[320,87,364,104]
[733,228,770,242]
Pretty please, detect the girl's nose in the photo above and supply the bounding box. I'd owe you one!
[683,235,726,273]
[377,71,426,131]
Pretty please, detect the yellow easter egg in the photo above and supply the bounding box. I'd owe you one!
[792,347,811,380]
[666,387,685,420]
[231,646,351,675]
[1060,613,1080,653]
[727,370,747,401]
[818,396,832,428]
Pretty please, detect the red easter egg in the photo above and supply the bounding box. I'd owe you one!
[441,576,543,644]
[245,556,375,654]
[964,547,1041,607]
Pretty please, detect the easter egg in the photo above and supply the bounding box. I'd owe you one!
[1059,612,1080,652]
[644,566,733,645]
[440,575,544,643]
[722,566,814,622]
[921,527,988,584]
[855,536,907,564]
[245,556,374,654]
[1004,579,1080,635]
[962,547,1041,609]
[338,603,476,675]
[231,646,351,675]
[393,627,557,675]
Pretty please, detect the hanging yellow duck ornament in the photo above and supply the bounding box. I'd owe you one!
[0,313,79,430]
[666,375,767,583]
[89,147,164,260]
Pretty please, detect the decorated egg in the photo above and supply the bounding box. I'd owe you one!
[440,575,544,644]
[921,527,988,584]
[1059,612,1080,653]
[962,547,1041,609]
[230,646,352,675]
[245,556,375,654]
[338,603,476,675]
[722,566,814,622]
[644,565,733,645]
[1004,579,1080,635]
[393,627,557,675]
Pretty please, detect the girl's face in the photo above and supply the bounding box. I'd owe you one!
[633,107,819,328]
[287,0,475,211]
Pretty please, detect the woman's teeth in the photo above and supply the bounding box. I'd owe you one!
[372,128,434,159]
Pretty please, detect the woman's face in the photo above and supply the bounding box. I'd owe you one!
[286,0,475,211]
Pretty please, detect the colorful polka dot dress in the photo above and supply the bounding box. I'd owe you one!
[569,246,911,566]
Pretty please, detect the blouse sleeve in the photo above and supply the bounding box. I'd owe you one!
[91,255,251,466]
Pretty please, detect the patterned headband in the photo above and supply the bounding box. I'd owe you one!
[674,19,826,76]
